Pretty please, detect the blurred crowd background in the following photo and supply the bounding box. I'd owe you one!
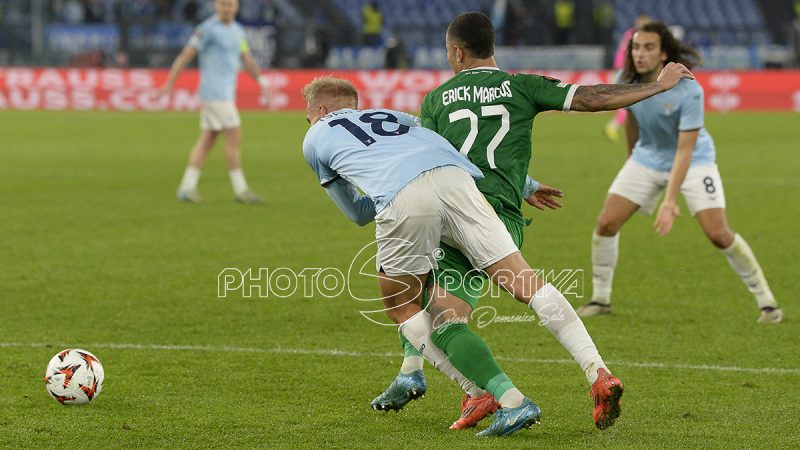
[1,0,799,70]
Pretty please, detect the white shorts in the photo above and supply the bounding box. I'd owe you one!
[200,102,241,131]
[608,159,726,216]
[374,166,519,276]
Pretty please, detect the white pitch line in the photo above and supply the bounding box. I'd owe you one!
[2,341,799,375]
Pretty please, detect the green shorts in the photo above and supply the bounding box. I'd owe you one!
[423,211,526,310]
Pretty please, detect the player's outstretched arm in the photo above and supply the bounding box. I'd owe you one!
[156,46,198,97]
[325,178,376,226]
[241,52,270,105]
[653,129,698,236]
[571,62,694,112]
[624,110,639,157]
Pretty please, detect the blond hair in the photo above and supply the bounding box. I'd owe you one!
[301,76,359,109]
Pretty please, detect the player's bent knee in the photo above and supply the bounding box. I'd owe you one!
[384,306,413,325]
[596,216,622,236]
[383,296,424,324]
[705,228,734,249]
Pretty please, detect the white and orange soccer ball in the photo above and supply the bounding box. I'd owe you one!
[44,349,104,404]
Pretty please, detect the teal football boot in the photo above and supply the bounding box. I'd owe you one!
[371,370,427,411]
[476,397,541,436]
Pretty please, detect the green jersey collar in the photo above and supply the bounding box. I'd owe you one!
[460,66,501,73]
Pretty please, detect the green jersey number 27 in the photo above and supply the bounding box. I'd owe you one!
[448,105,510,169]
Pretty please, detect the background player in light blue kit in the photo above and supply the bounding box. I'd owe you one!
[578,22,783,324]
[158,0,269,204]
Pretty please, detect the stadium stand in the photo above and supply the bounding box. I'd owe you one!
[328,0,774,47]
[0,0,795,68]
[613,0,771,46]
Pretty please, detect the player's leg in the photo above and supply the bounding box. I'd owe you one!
[221,126,242,170]
[216,103,261,204]
[426,284,508,430]
[381,240,526,427]
[438,168,621,431]
[684,165,782,323]
[579,159,663,316]
[177,129,218,202]
[579,193,639,315]
[371,170,489,411]
[430,222,528,427]
[378,247,501,420]
[377,272,483,410]
[436,167,544,435]
[392,244,474,379]
[369,272,429,411]
[397,334,423,375]
[376,272,427,325]
[432,195,531,412]
[482,253,623,430]
[374,274,495,414]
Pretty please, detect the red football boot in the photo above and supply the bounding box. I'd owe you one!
[449,392,501,430]
[590,368,624,430]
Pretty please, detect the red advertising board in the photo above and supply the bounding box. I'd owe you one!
[1,68,798,112]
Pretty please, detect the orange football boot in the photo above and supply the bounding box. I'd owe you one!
[590,368,624,430]
[450,392,501,430]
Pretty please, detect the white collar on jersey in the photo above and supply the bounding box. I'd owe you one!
[460,66,501,72]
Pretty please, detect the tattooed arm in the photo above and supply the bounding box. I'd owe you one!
[571,62,695,112]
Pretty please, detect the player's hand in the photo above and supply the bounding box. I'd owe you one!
[656,62,695,91]
[525,183,563,210]
[653,201,680,236]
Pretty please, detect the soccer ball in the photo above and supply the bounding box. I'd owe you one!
[44,349,104,405]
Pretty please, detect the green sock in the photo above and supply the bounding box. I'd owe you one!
[400,334,422,358]
[431,323,514,399]
[486,373,516,401]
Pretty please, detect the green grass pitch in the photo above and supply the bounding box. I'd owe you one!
[0,109,798,448]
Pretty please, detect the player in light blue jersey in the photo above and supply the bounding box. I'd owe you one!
[301,76,624,436]
[303,107,483,216]
[578,22,782,323]
[158,0,269,204]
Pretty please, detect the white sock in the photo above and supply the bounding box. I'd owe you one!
[721,234,777,309]
[179,167,201,192]
[591,231,619,305]
[399,311,486,397]
[399,356,423,374]
[498,388,525,408]
[529,283,608,385]
[229,169,248,195]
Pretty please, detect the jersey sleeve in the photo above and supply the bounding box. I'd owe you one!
[522,175,540,198]
[419,92,437,131]
[678,82,704,131]
[302,130,339,187]
[520,74,579,113]
[239,26,250,54]
[187,23,210,51]
[325,179,376,226]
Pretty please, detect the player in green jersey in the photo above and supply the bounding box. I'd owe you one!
[372,11,695,435]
